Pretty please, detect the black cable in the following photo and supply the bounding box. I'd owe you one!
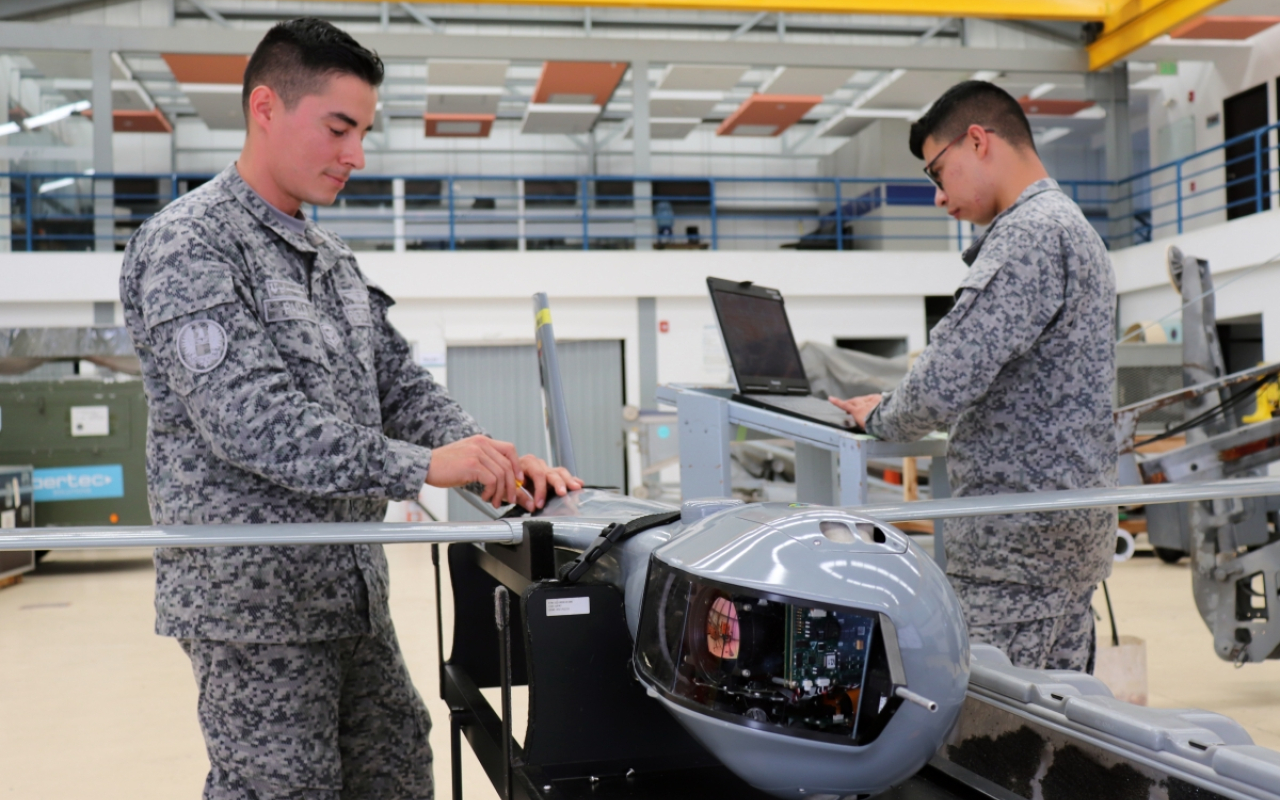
[1135,377,1271,450]
[1101,580,1120,648]
[1166,378,1264,432]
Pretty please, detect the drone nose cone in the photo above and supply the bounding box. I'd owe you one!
[656,691,960,799]
[681,497,746,524]
[634,504,969,797]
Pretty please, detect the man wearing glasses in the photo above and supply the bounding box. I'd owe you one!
[830,81,1117,673]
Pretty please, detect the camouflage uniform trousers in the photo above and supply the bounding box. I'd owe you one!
[179,625,433,800]
[949,576,1096,673]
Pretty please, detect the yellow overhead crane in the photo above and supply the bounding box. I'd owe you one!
[337,0,1231,70]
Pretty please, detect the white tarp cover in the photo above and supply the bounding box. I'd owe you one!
[799,341,909,400]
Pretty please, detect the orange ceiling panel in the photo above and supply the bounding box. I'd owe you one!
[82,108,174,133]
[1170,16,1280,40]
[531,61,628,106]
[716,94,823,137]
[162,53,250,84]
[424,113,495,137]
[1019,97,1095,116]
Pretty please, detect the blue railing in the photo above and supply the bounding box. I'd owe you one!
[1111,121,1280,242]
[1,122,1275,253]
[1,173,967,253]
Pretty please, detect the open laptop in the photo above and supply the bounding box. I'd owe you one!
[707,277,861,432]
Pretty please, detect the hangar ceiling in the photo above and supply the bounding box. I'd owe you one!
[0,0,1274,163]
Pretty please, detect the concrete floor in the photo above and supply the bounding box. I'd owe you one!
[2,545,1279,799]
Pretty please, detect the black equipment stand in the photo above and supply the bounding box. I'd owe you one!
[430,522,1006,800]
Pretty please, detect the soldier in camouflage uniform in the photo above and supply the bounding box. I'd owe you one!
[832,82,1117,673]
[120,19,579,799]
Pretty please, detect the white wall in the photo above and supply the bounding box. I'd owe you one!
[0,248,965,401]
[114,132,173,174]
[0,301,97,327]
[1113,205,1280,360]
[1131,25,1280,236]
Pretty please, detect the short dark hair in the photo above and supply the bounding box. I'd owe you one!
[908,81,1034,160]
[242,18,384,123]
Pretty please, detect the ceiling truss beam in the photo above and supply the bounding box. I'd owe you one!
[185,0,230,27]
[0,0,93,20]
[0,21,1089,73]
[1087,0,1233,69]
[398,2,443,33]
[728,11,768,40]
[176,3,960,38]
[307,0,1107,23]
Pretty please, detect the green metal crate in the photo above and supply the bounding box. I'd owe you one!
[0,379,150,527]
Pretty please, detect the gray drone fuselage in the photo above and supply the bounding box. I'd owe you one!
[538,489,970,799]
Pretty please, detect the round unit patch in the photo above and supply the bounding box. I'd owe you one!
[175,319,228,373]
[319,323,342,350]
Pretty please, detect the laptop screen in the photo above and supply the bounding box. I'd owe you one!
[711,284,807,390]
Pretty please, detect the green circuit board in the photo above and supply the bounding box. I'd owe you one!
[784,605,874,688]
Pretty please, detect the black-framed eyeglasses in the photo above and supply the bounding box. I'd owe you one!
[922,128,994,191]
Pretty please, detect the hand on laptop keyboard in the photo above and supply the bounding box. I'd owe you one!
[829,394,882,429]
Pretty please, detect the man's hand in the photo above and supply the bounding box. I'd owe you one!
[424,436,584,511]
[517,454,584,511]
[425,435,524,508]
[829,393,883,429]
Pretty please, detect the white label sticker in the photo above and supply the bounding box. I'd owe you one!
[1,509,14,529]
[546,596,590,617]
[70,405,110,437]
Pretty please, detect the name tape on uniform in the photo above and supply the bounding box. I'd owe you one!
[546,596,590,617]
[263,297,317,324]
[265,279,308,299]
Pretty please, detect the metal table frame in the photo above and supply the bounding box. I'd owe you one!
[658,384,950,564]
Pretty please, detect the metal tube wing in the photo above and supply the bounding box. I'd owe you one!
[0,520,523,552]
[851,477,1280,522]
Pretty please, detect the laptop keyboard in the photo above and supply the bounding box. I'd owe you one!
[742,393,859,430]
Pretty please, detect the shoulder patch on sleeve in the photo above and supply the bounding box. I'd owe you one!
[175,319,228,373]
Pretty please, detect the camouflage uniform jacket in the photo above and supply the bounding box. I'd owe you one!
[120,163,483,642]
[866,179,1117,591]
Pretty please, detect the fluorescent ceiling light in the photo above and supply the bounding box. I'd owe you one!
[38,177,76,194]
[0,100,91,139]
[38,169,94,195]
[179,83,242,94]
[24,99,92,130]
[1028,83,1056,100]
[837,108,919,119]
